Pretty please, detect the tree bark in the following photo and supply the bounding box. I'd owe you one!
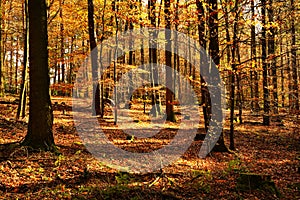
[290,0,299,111]
[268,0,278,114]
[261,0,270,125]
[22,0,54,150]
[165,0,176,122]
[229,0,239,151]
[16,0,29,120]
[59,0,65,84]
[88,0,101,116]
[0,0,3,96]
[251,0,259,111]
[207,0,228,152]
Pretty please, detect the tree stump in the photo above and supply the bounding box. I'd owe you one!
[237,173,280,196]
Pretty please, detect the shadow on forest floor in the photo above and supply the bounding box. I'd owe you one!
[0,97,299,199]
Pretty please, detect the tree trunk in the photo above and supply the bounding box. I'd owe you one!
[14,39,19,94]
[98,0,107,118]
[251,0,259,111]
[59,0,65,84]
[286,41,292,108]
[290,0,299,111]
[208,0,228,152]
[236,45,243,124]
[16,0,29,120]
[229,0,239,151]
[164,0,176,122]
[196,0,210,133]
[113,0,119,125]
[0,0,3,96]
[268,0,278,114]
[280,38,285,107]
[22,0,54,150]
[261,0,270,125]
[148,0,161,117]
[88,0,101,116]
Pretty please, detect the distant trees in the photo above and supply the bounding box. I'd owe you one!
[0,0,298,150]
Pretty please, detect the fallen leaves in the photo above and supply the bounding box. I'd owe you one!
[0,97,299,199]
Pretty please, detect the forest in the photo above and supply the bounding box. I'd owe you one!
[0,0,299,199]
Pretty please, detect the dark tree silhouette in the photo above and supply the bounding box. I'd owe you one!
[22,0,54,150]
[88,0,101,116]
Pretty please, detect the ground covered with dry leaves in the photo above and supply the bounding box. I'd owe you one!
[0,96,299,199]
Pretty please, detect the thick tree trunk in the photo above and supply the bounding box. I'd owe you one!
[22,0,54,150]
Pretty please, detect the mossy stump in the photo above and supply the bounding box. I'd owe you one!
[237,173,280,196]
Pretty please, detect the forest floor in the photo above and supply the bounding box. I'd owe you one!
[0,95,299,199]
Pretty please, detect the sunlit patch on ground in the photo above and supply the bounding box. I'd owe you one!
[0,96,299,199]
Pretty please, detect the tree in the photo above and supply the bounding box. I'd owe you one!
[16,0,29,120]
[229,0,240,151]
[0,0,3,97]
[268,0,278,114]
[59,0,65,83]
[207,0,228,152]
[165,0,176,122]
[251,0,259,111]
[88,0,101,116]
[290,0,299,111]
[261,0,270,125]
[148,0,162,117]
[21,0,54,150]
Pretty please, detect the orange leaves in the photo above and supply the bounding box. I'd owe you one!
[50,83,73,96]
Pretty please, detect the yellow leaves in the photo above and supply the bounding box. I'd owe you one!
[251,60,257,69]
[265,22,279,30]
